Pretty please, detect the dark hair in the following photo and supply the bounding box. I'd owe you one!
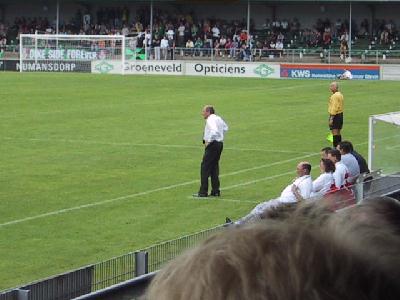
[338,141,352,154]
[302,163,312,174]
[341,140,354,152]
[321,147,333,155]
[321,158,335,173]
[205,105,215,114]
[328,149,341,161]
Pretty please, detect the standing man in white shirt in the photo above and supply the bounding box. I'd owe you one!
[160,36,169,60]
[194,105,228,198]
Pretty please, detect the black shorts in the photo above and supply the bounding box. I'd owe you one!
[329,113,343,130]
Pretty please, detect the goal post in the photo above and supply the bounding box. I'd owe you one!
[369,112,400,174]
[19,34,137,74]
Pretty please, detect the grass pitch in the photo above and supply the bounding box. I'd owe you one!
[0,73,399,289]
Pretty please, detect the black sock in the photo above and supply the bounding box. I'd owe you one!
[333,135,342,148]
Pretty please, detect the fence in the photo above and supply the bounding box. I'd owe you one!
[1,173,400,300]
[136,47,400,65]
[0,225,223,300]
[2,43,400,65]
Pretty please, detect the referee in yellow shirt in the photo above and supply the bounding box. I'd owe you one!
[328,82,344,147]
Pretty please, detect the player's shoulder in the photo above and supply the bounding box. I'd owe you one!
[333,91,344,98]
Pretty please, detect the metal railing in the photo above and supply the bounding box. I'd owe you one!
[0,225,223,300]
[142,225,223,273]
[139,47,400,64]
[2,44,400,65]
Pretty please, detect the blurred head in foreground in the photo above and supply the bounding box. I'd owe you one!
[147,197,400,300]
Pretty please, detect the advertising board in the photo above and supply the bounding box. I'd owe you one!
[280,64,380,80]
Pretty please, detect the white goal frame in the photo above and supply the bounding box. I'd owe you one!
[19,33,137,74]
[368,111,400,173]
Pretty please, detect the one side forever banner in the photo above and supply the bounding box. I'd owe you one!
[280,64,380,80]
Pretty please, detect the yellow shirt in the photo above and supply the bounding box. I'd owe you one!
[328,92,344,115]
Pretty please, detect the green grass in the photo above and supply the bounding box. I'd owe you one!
[0,73,399,290]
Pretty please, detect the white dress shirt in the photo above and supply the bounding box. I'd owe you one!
[203,114,228,143]
[279,175,312,203]
[311,172,334,197]
[342,70,353,79]
[341,153,360,183]
[160,38,169,48]
[334,161,349,188]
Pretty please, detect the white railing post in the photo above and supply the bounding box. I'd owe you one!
[122,35,126,75]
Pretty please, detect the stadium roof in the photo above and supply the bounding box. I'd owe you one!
[0,0,399,3]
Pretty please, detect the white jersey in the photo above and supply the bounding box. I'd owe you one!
[279,175,312,203]
[342,70,353,79]
[333,161,349,188]
[311,172,335,197]
[341,153,360,183]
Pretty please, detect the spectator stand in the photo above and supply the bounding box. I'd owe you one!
[1,1,400,64]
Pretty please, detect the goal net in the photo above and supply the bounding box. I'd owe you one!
[369,112,400,175]
[19,34,137,74]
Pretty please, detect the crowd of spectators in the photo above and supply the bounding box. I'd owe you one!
[0,5,398,60]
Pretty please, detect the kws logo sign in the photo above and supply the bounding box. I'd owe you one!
[290,69,311,78]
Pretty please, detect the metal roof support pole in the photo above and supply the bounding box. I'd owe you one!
[349,1,352,60]
[247,0,251,46]
[150,0,153,61]
[56,0,59,35]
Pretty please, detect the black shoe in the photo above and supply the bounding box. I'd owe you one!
[210,191,221,197]
[192,193,208,198]
[223,217,233,227]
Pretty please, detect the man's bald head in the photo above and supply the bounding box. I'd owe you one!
[330,82,339,93]
[202,105,215,119]
[297,161,311,176]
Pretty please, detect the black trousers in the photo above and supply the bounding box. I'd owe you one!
[199,141,223,195]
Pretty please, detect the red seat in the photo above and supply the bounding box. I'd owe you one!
[323,186,356,211]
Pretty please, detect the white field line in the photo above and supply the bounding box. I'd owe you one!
[222,170,295,190]
[2,137,312,154]
[187,196,259,204]
[0,152,317,228]
[386,144,400,150]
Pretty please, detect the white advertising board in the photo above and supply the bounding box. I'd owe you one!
[381,65,400,80]
[91,60,184,75]
[185,62,280,78]
[92,60,280,78]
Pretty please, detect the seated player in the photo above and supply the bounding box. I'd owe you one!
[337,141,360,183]
[310,158,335,198]
[327,149,350,189]
[233,161,312,225]
[338,69,353,80]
